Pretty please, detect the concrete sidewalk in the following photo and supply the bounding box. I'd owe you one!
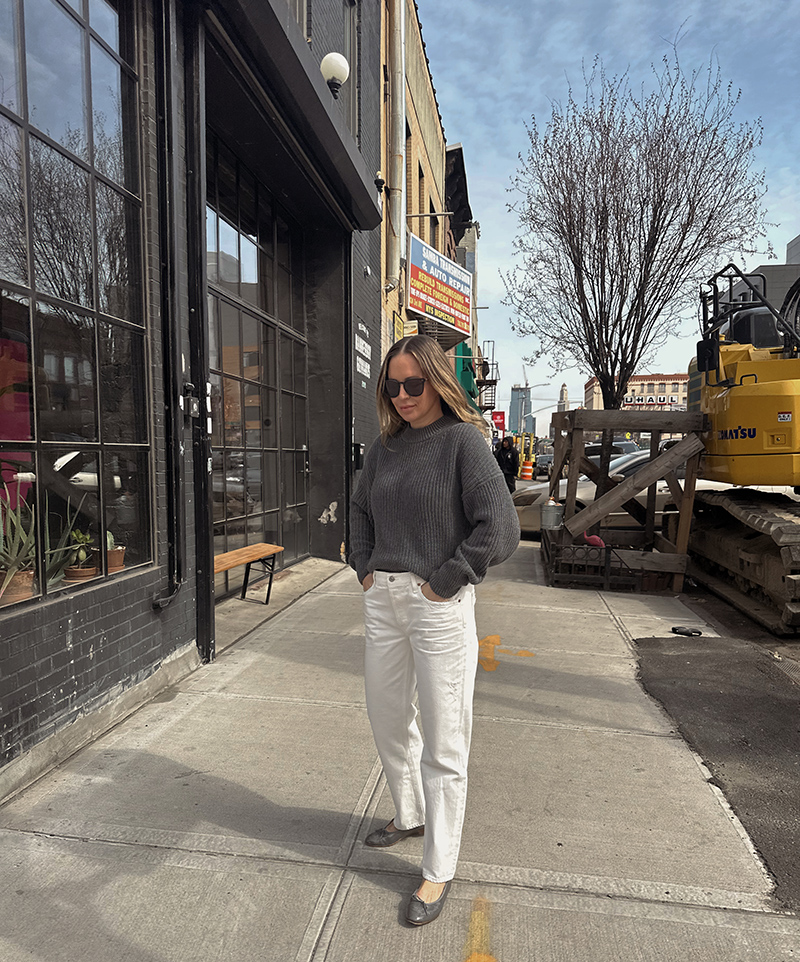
[1,542,798,960]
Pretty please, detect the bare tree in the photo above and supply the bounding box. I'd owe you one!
[503,52,771,409]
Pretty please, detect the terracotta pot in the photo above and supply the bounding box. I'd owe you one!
[64,565,98,583]
[1,569,35,604]
[91,546,127,573]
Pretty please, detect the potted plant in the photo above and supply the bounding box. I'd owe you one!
[45,495,87,588]
[0,484,36,604]
[92,530,126,574]
[64,528,98,582]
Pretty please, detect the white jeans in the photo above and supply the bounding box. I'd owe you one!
[363,570,478,883]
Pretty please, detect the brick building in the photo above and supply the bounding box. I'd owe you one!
[584,374,689,412]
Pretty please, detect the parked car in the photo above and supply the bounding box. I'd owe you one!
[534,453,553,477]
[512,451,737,537]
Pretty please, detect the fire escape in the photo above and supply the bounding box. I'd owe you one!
[476,340,499,411]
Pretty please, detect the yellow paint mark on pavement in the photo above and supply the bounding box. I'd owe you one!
[479,635,535,672]
[462,895,497,962]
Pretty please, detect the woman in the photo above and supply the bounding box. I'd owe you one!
[349,334,520,925]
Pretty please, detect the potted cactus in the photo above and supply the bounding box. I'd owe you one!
[92,530,126,574]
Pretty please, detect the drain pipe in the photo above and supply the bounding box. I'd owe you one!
[385,0,406,294]
[152,0,186,610]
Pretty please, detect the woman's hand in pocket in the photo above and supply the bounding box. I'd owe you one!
[362,573,375,592]
[421,581,449,603]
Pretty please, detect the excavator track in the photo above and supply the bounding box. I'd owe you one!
[683,490,800,635]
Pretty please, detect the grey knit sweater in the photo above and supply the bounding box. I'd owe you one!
[349,415,520,598]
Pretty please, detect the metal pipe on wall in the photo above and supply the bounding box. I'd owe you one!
[385,0,406,293]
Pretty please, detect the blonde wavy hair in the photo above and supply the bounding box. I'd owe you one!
[376,334,489,441]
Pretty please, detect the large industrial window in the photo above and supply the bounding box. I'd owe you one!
[206,131,309,596]
[0,0,150,610]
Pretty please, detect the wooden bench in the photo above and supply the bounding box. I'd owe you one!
[214,543,284,605]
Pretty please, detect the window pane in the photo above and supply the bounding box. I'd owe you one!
[258,192,273,256]
[35,303,97,441]
[89,0,119,53]
[219,300,240,375]
[276,215,290,269]
[0,118,28,286]
[0,449,39,607]
[240,235,258,306]
[96,181,140,322]
[263,451,278,510]
[239,165,257,238]
[262,387,276,448]
[211,450,224,521]
[207,294,219,370]
[294,393,307,447]
[280,335,293,392]
[225,449,245,518]
[222,376,241,446]
[260,249,274,317]
[218,217,239,296]
[0,290,33,441]
[241,313,260,382]
[0,0,21,114]
[243,382,261,447]
[98,322,147,443]
[91,39,134,187]
[277,266,291,324]
[30,138,93,307]
[209,373,222,445]
[47,448,101,586]
[293,338,306,388]
[262,323,276,386]
[245,451,261,513]
[281,392,294,448]
[205,207,218,283]
[25,0,88,157]
[295,451,306,505]
[104,447,150,567]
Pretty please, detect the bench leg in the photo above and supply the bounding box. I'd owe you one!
[241,562,253,600]
[263,555,276,605]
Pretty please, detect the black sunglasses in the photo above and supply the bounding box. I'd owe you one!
[384,377,427,398]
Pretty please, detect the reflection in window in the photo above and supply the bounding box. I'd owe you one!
[0,290,33,442]
[97,181,140,321]
[219,300,240,375]
[89,0,119,53]
[35,304,97,441]
[0,2,21,114]
[0,119,28,286]
[99,322,147,443]
[30,137,93,308]
[25,0,88,158]
[219,217,239,295]
[91,40,124,182]
[103,448,150,568]
[0,0,148,604]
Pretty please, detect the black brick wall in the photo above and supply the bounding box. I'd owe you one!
[0,0,199,770]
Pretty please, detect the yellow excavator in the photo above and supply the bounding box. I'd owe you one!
[685,263,800,632]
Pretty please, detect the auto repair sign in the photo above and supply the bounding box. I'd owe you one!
[407,234,472,336]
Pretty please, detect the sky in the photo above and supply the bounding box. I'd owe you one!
[416,0,800,432]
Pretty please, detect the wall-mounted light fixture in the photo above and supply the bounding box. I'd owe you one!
[320,52,350,99]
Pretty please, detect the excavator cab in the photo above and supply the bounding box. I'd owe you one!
[689,264,800,486]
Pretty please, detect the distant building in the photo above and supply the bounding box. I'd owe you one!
[557,383,569,413]
[509,384,531,434]
[584,374,689,411]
